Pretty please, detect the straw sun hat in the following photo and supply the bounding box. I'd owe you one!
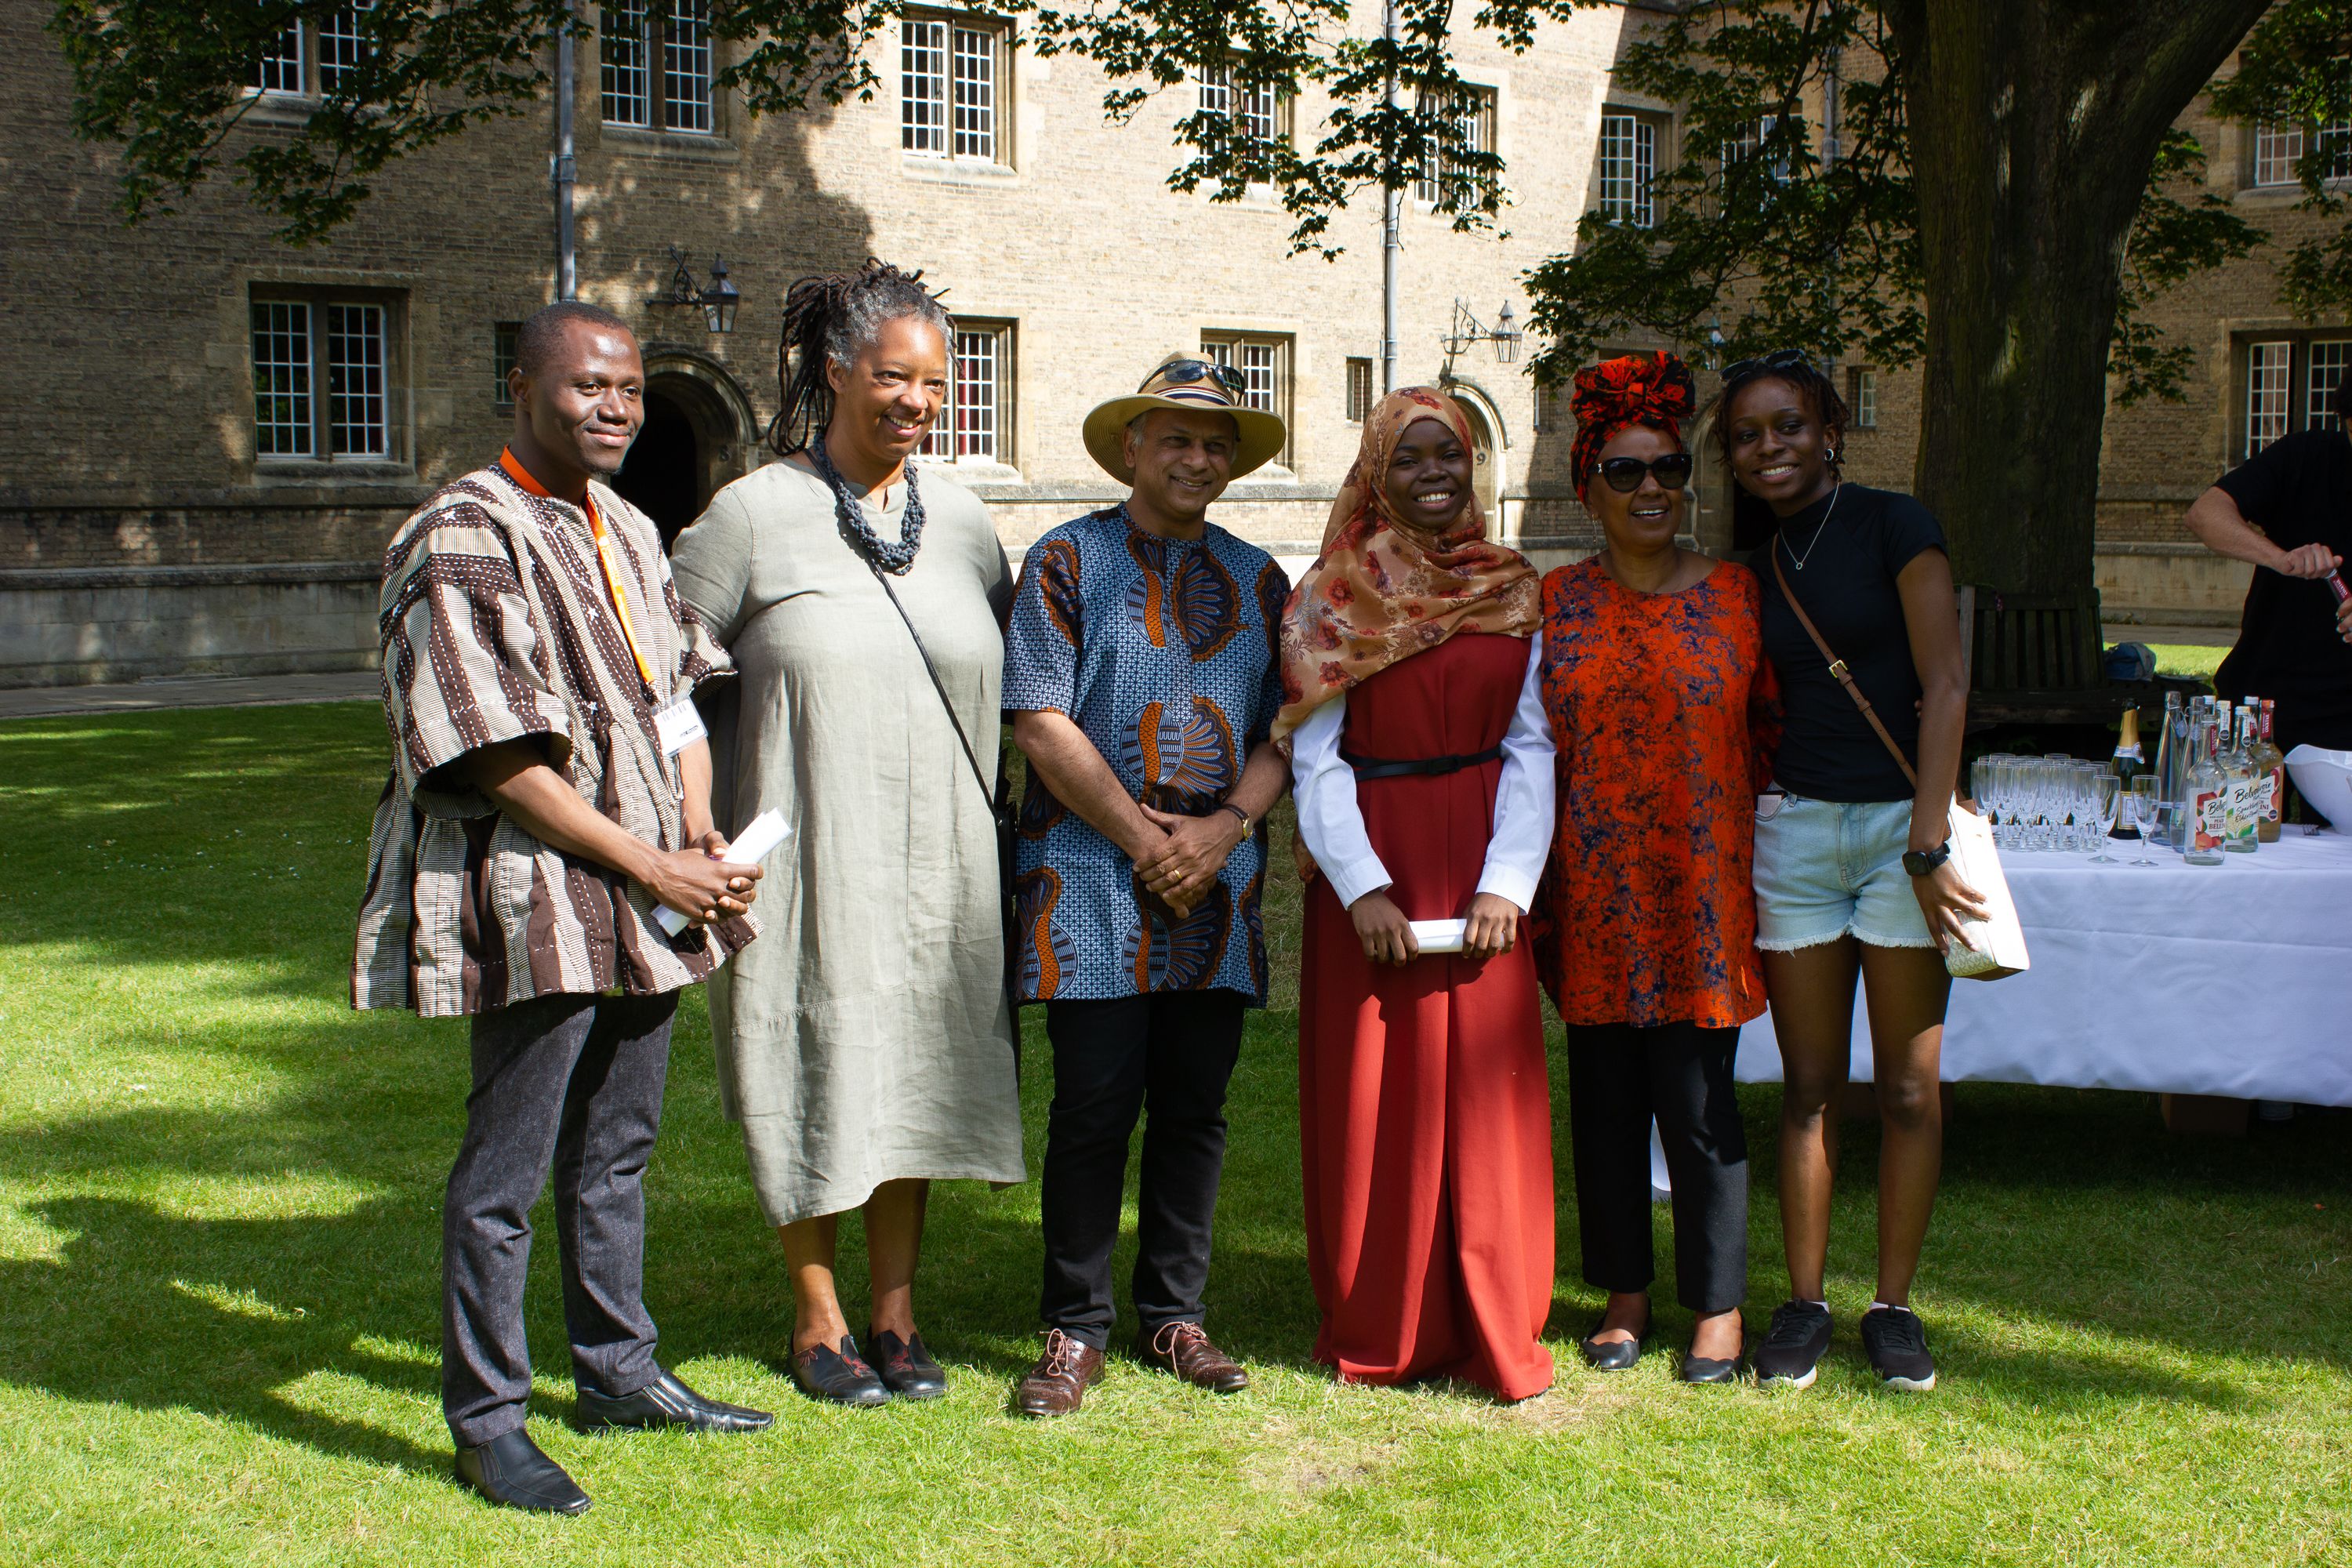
[1080,357,1290,482]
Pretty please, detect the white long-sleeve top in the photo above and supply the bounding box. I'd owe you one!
[1288,633,1555,913]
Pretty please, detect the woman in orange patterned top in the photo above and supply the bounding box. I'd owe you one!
[1528,351,1778,1385]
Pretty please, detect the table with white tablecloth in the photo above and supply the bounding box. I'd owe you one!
[1733,828,2352,1106]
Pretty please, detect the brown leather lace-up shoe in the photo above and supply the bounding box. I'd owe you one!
[1013,1328,1106,1418]
[1137,1321,1250,1393]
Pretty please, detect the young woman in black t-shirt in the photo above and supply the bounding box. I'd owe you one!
[1719,355,1987,1393]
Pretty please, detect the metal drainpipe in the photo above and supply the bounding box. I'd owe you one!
[554,9,578,302]
[1381,0,1400,394]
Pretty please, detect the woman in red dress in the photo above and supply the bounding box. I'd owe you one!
[1528,352,1778,1384]
[1276,387,1556,1402]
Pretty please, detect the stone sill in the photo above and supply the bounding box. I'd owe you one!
[900,154,1021,187]
[598,125,739,162]
[0,561,379,592]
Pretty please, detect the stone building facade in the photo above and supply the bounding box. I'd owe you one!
[0,2,1670,686]
[0,3,2334,685]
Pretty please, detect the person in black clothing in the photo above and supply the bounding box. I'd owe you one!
[2183,372,2352,762]
[1720,353,1987,1396]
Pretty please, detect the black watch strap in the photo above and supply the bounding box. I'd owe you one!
[1901,840,1952,877]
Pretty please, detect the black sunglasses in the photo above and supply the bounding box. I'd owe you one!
[1149,358,1249,397]
[1593,452,1695,493]
[1722,347,1813,383]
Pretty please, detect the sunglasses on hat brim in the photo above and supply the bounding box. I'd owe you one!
[1592,452,1695,493]
[1146,358,1249,398]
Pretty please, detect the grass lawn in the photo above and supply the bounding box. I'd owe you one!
[2141,644,2227,684]
[2,703,2346,1566]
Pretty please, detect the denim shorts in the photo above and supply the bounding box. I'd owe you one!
[1751,791,1935,952]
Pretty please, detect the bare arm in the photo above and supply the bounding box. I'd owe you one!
[463,737,755,924]
[1011,710,1166,863]
[2184,486,2343,579]
[1895,550,1990,951]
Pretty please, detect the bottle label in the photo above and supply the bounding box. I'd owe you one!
[2265,768,2283,822]
[2194,789,2226,851]
[2226,779,2253,837]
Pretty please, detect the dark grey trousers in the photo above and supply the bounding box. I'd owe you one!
[443,989,676,1446]
[1564,1020,1751,1315]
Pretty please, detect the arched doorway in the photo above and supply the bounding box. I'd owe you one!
[1452,397,1500,519]
[614,354,758,549]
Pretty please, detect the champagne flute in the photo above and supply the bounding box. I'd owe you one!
[2128,775,2161,866]
[2087,773,2121,863]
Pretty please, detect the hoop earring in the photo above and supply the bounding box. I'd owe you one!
[1825,447,1840,464]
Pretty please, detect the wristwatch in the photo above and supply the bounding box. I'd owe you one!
[1901,840,1952,877]
[1219,802,1254,836]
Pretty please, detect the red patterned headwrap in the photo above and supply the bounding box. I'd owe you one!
[1570,350,1698,503]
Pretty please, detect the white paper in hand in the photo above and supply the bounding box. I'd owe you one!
[656,808,791,937]
[1408,919,1468,955]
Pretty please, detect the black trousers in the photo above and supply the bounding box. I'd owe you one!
[1039,991,1247,1350]
[1564,1020,1749,1315]
[443,989,675,1446]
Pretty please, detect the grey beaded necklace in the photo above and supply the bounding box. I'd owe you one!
[809,436,926,575]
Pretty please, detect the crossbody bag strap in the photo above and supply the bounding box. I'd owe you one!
[1771,544,1919,792]
[866,560,1008,815]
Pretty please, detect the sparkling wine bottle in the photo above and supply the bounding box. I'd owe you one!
[2109,709,2145,837]
[2155,691,2184,849]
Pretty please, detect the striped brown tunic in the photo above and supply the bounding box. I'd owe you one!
[351,457,753,1018]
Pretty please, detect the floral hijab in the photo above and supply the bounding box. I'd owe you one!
[1273,386,1541,743]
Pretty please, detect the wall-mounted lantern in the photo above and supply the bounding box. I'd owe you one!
[1443,299,1522,365]
[648,246,739,335]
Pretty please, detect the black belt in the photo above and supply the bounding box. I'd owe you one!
[1339,744,1503,781]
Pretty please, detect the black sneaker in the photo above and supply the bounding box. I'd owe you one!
[1754,1300,1833,1388]
[1860,1305,1936,1392]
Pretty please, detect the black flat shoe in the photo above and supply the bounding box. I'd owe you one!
[792,1334,891,1407]
[1679,1321,1747,1385]
[453,1427,591,1515]
[1577,1316,1650,1373]
[867,1327,949,1401]
[576,1366,776,1433]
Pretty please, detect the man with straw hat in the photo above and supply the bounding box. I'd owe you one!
[1001,358,1294,1417]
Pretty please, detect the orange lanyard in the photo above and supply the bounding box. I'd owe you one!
[501,448,657,690]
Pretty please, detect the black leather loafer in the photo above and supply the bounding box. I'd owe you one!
[576,1367,776,1434]
[1578,1317,1650,1373]
[453,1427,591,1515]
[792,1334,891,1407]
[867,1327,949,1401]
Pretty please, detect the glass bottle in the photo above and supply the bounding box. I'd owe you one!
[2252,698,2286,844]
[2109,709,2144,837]
[2153,691,2182,848]
[2223,706,2259,853]
[2184,704,2227,866]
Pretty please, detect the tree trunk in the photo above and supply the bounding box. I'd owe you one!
[1886,0,2268,597]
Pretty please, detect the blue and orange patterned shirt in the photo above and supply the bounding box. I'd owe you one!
[1003,506,1288,1004]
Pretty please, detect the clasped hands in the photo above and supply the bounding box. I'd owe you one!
[1134,804,1244,920]
[644,829,764,927]
[1348,888,1524,967]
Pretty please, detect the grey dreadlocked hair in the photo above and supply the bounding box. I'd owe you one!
[767,260,954,456]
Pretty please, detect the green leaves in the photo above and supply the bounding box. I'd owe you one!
[2205,0,2352,320]
[50,1,577,246]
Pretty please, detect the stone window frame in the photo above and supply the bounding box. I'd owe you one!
[901,9,1015,172]
[247,6,373,103]
[1414,85,1500,213]
[2245,117,2352,191]
[247,285,410,473]
[919,318,1018,470]
[1597,106,1666,228]
[1345,357,1375,424]
[601,2,723,138]
[1200,329,1295,472]
[2231,329,2352,462]
[493,321,522,409]
[1848,365,1879,430]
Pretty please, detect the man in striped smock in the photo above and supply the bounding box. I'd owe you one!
[352,303,771,1515]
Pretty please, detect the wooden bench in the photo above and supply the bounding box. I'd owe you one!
[1958,586,2136,728]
